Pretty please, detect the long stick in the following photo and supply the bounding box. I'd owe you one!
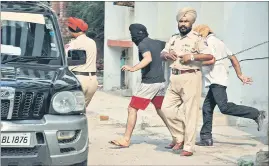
[216,41,269,61]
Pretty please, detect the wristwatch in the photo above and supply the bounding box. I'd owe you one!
[190,54,195,61]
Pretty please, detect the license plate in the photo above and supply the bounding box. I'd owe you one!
[1,133,31,146]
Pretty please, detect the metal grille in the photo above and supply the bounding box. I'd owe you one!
[1,92,46,120]
[22,93,34,118]
[60,147,75,154]
[1,100,10,118]
[12,92,22,118]
[33,94,45,117]
[1,146,39,156]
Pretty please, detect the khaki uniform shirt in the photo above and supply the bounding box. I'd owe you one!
[162,30,212,70]
[65,34,97,72]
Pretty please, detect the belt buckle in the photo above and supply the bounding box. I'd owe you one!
[172,69,181,75]
[172,69,176,75]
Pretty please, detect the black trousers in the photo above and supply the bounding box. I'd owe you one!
[200,84,260,140]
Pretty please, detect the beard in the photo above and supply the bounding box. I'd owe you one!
[178,25,192,36]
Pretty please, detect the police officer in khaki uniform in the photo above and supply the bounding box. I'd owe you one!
[160,7,215,156]
[65,17,98,107]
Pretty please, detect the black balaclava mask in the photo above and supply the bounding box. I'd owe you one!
[129,23,149,46]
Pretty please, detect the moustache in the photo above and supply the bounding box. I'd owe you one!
[180,26,187,29]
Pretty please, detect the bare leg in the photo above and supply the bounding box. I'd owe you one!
[123,106,138,141]
[109,106,138,147]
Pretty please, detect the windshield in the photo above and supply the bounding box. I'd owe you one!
[1,12,62,65]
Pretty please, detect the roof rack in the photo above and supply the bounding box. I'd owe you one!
[1,1,52,14]
[1,1,48,4]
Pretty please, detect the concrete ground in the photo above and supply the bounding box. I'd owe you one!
[85,90,268,165]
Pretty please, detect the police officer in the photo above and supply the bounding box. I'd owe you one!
[160,7,215,156]
[65,17,98,107]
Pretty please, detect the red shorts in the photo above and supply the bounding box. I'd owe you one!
[129,82,165,110]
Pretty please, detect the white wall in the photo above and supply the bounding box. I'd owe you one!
[224,2,268,126]
[103,2,134,91]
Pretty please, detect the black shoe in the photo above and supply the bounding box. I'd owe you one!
[255,110,266,131]
[195,139,213,146]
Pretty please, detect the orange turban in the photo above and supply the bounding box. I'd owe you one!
[67,17,88,32]
[193,24,214,38]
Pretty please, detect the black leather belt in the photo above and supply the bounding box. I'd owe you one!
[172,69,200,75]
[73,71,96,76]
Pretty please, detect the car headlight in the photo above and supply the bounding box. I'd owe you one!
[52,91,85,114]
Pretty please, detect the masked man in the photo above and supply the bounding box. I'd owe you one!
[109,23,170,148]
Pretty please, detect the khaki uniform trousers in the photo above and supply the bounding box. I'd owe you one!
[161,71,202,152]
[76,75,98,107]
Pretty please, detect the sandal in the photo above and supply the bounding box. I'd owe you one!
[165,142,176,149]
[172,142,184,151]
[109,138,130,148]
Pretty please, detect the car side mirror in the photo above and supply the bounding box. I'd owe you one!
[67,49,86,66]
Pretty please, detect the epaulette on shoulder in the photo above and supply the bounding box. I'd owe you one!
[172,33,179,37]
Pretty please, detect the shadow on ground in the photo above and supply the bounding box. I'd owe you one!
[234,125,268,145]
[214,140,257,147]
[109,131,174,153]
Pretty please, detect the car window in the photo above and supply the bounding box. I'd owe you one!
[1,12,62,65]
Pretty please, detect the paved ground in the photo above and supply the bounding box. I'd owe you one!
[85,90,268,165]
